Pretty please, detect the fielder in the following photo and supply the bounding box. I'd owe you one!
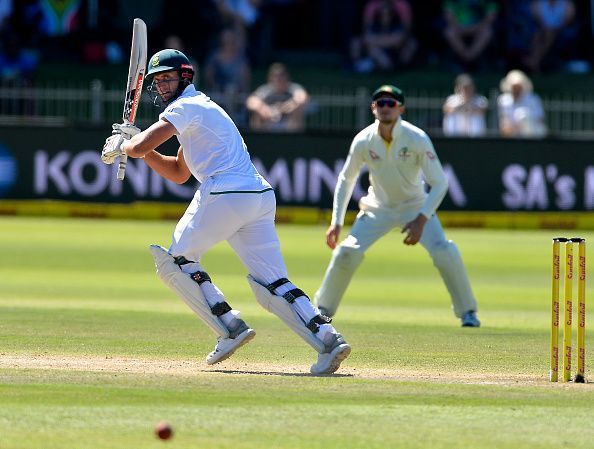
[314,85,480,327]
[101,49,351,374]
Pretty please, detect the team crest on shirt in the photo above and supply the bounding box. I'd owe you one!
[369,149,380,160]
[398,147,410,159]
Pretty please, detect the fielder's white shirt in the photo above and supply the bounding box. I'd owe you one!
[332,118,448,226]
[160,85,270,193]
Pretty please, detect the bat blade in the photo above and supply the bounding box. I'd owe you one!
[118,18,147,181]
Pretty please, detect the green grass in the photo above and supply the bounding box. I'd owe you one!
[1,216,593,449]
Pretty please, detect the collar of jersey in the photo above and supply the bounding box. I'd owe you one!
[374,117,402,141]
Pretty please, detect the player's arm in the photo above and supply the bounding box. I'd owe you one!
[418,138,448,218]
[122,118,176,158]
[402,137,448,245]
[246,88,273,119]
[143,146,191,185]
[280,85,308,114]
[123,118,191,184]
[327,138,366,249]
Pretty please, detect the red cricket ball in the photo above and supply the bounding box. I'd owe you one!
[155,421,173,440]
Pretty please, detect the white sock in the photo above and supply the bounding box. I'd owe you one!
[318,323,334,341]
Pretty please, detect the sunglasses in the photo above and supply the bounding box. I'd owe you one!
[375,98,398,108]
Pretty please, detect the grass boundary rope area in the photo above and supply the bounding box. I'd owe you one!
[2,200,594,229]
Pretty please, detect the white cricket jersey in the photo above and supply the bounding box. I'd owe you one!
[332,118,448,226]
[159,85,270,193]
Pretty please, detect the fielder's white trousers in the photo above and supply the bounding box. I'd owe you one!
[169,189,289,284]
[315,205,478,318]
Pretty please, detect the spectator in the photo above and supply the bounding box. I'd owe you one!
[0,33,38,82]
[79,0,122,65]
[214,0,262,54]
[37,0,82,37]
[0,0,11,30]
[164,35,199,87]
[0,1,40,85]
[246,62,308,132]
[443,0,499,70]
[319,0,359,68]
[497,69,547,138]
[159,0,222,63]
[501,0,535,71]
[203,28,251,126]
[524,0,577,73]
[29,0,83,60]
[442,73,488,137]
[350,0,417,72]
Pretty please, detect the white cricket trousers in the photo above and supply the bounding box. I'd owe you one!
[315,207,478,318]
[168,189,288,284]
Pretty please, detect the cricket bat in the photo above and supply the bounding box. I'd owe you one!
[117,18,147,181]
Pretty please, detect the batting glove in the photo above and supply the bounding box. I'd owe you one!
[112,122,141,140]
[101,134,126,165]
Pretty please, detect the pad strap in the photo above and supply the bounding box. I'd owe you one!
[306,314,333,333]
[266,278,308,304]
[173,257,213,285]
[174,256,192,266]
[210,301,232,316]
[282,289,308,304]
[266,278,290,292]
[190,271,212,285]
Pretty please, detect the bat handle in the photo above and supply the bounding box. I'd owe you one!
[117,154,128,181]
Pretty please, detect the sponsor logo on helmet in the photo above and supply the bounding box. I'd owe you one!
[151,55,160,67]
[181,64,193,70]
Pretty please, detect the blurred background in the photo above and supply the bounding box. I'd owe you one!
[1,0,593,221]
[1,0,593,134]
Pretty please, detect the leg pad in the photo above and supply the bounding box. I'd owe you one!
[247,275,325,353]
[149,245,230,338]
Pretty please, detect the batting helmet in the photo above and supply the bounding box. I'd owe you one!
[146,49,195,106]
[147,49,194,82]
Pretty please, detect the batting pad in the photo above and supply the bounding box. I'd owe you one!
[149,245,230,338]
[247,275,325,353]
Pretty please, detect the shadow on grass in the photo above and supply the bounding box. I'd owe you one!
[205,368,353,378]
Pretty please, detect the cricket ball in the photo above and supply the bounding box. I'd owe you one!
[155,421,173,440]
[574,374,586,383]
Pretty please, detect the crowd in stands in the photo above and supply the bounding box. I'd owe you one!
[0,0,589,136]
[442,69,547,138]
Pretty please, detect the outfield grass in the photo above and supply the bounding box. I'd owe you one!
[1,216,593,449]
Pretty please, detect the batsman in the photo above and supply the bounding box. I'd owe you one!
[101,49,350,374]
[314,85,481,327]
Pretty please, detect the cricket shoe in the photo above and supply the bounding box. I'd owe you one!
[206,318,256,365]
[461,310,481,327]
[310,332,351,375]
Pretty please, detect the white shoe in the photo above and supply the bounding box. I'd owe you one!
[206,319,256,365]
[310,333,351,375]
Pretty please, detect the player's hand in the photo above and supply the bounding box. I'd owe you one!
[101,134,125,164]
[112,123,141,140]
[326,224,342,249]
[401,214,428,246]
